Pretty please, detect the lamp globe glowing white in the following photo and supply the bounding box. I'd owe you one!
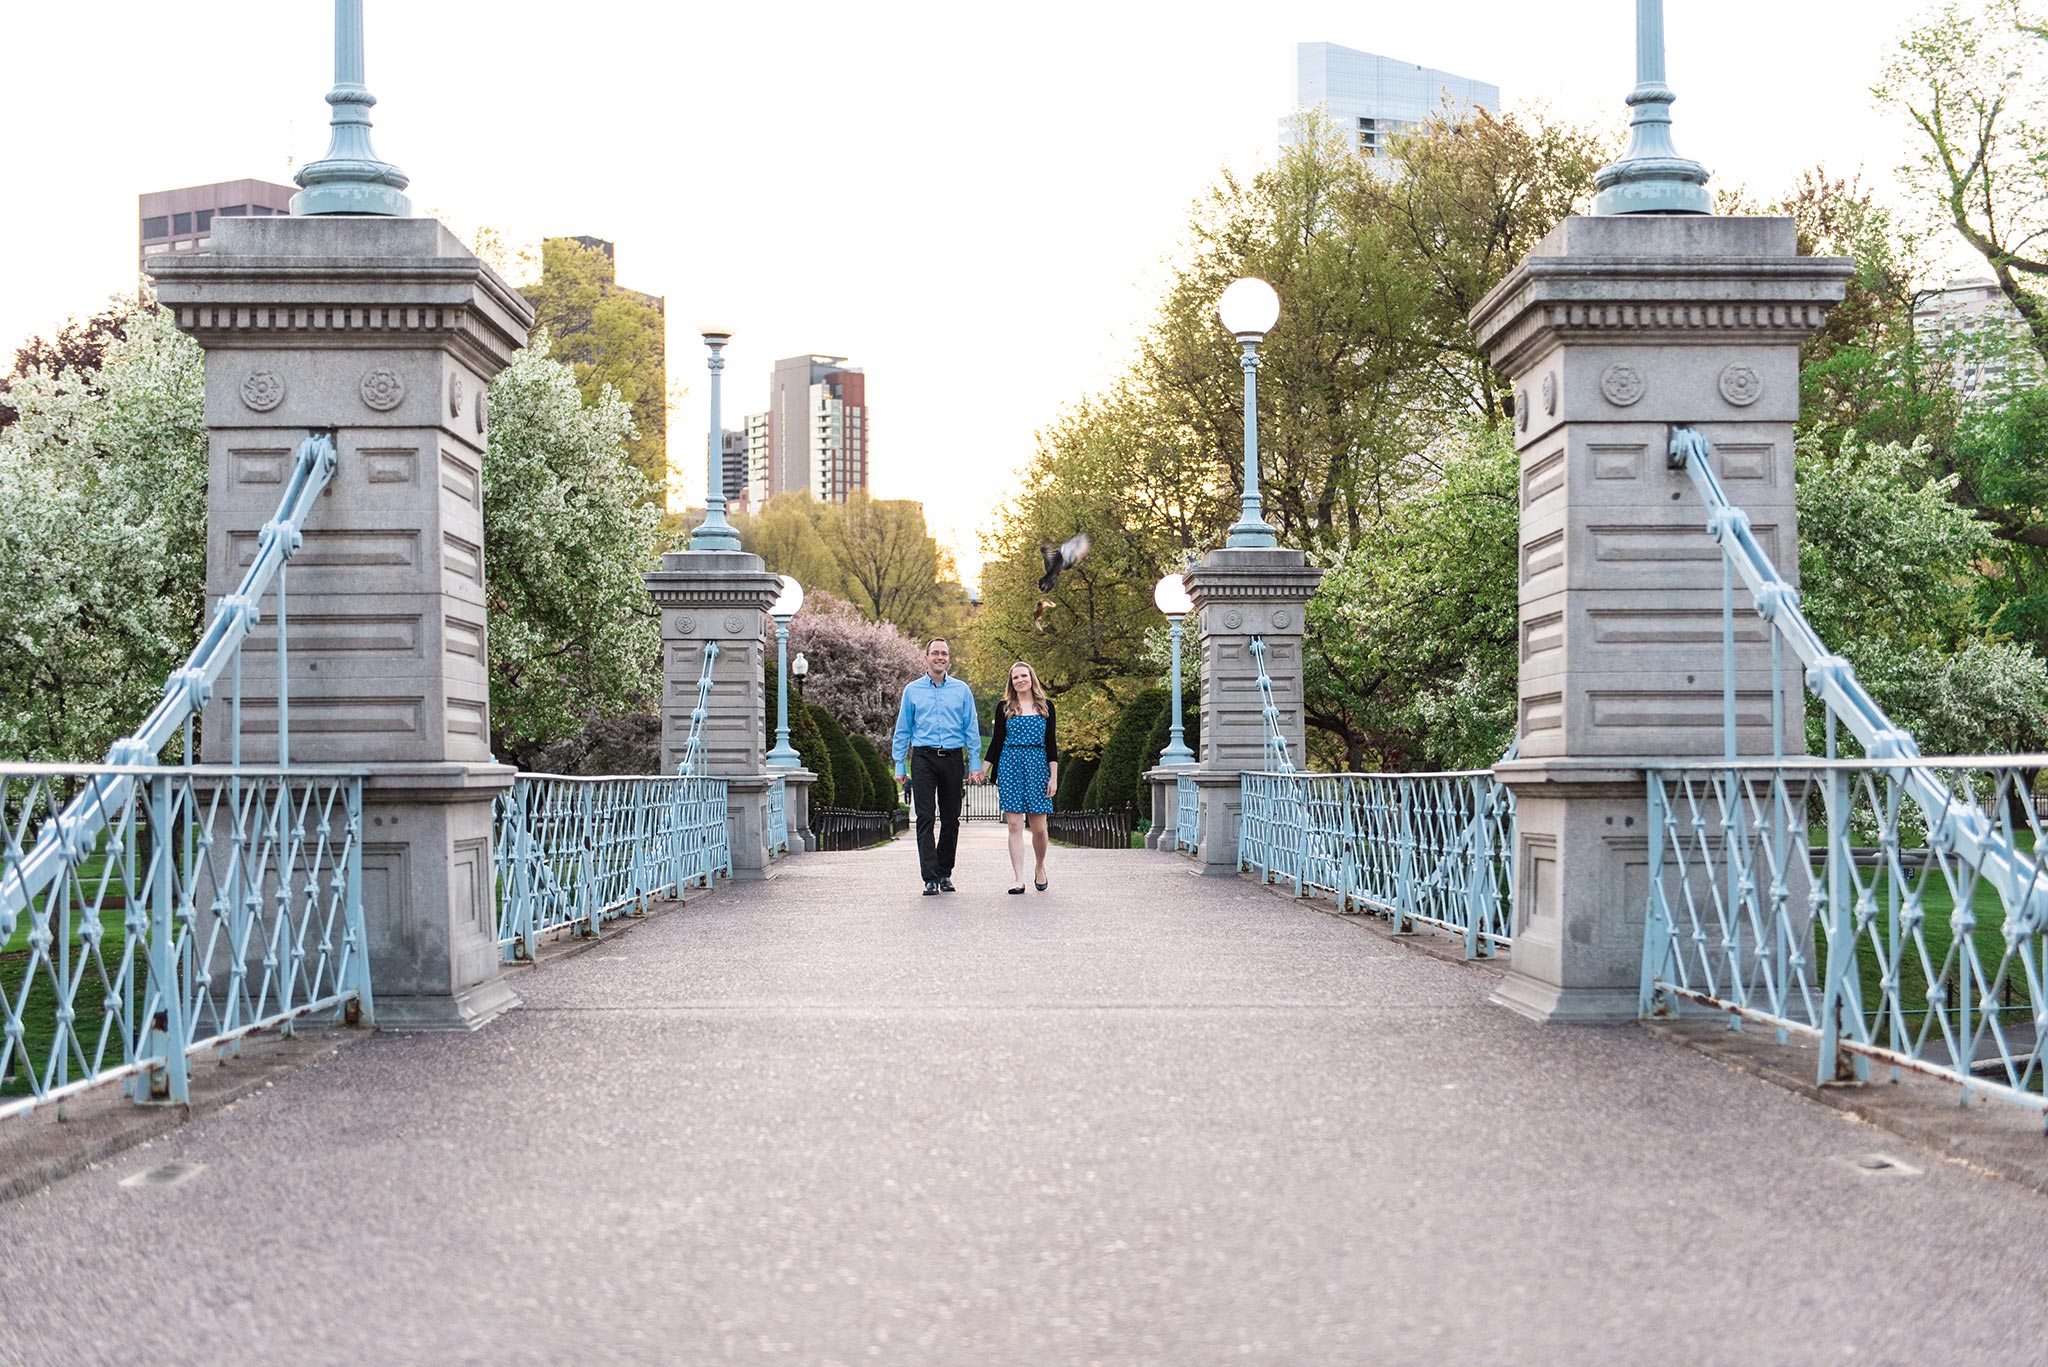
[1153,573,1194,617]
[1217,277,1280,340]
[771,575,805,619]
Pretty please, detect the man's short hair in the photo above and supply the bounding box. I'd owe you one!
[925,638,950,654]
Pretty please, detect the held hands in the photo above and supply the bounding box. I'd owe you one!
[970,766,988,786]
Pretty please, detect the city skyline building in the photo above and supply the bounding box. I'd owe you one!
[1912,278,2046,399]
[137,179,296,270]
[744,355,869,507]
[719,428,749,513]
[1282,42,1499,162]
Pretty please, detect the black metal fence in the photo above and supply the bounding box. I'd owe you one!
[1046,809,1135,849]
[814,806,896,851]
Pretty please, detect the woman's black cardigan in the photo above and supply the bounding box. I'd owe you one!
[983,700,1058,780]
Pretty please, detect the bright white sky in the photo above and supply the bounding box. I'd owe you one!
[1,0,1946,582]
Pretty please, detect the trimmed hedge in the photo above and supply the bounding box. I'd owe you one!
[847,732,897,813]
[1138,692,1202,802]
[1084,688,1169,812]
[790,702,834,807]
[1056,753,1098,812]
[809,704,870,813]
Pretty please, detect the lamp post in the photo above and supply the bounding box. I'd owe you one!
[290,0,411,217]
[691,327,744,552]
[1154,573,1196,765]
[1218,277,1281,548]
[791,652,809,701]
[767,575,805,768]
[1590,0,1712,215]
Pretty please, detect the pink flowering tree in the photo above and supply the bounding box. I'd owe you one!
[788,592,930,750]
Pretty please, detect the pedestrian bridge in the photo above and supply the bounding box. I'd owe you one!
[9,823,2048,1364]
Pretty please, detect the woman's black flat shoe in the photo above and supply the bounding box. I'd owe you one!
[1034,877,1049,892]
[1008,884,1026,895]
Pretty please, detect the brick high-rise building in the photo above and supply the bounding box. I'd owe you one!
[138,179,296,270]
[743,355,869,506]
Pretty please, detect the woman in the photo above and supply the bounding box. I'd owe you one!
[983,660,1059,894]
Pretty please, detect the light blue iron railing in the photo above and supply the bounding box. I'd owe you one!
[0,764,369,1118]
[1644,429,2048,1121]
[492,774,732,961]
[1240,770,1516,957]
[768,776,789,856]
[1175,773,1200,853]
[0,433,339,926]
[491,640,734,961]
[1235,635,1516,955]
[0,433,362,1118]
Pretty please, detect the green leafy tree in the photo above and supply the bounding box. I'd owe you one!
[973,103,1601,766]
[484,329,664,766]
[520,238,669,497]
[0,299,205,761]
[1304,423,1519,770]
[1877,2,2048,363]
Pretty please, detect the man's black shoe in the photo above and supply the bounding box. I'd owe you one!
[922,880,940,895]
[939,878,957,892]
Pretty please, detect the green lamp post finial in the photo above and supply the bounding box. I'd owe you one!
[1591,0,1712,215]
[290,0,412,217]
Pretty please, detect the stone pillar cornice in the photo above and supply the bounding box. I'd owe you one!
[148,218,532,375]
[1470,218,1852,377]
[647,557,782,618]
[1184,547,1322,607]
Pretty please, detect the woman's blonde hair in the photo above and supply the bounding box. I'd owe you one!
[1002,660,1049,716]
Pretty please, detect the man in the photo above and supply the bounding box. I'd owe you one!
[891,638,985,895]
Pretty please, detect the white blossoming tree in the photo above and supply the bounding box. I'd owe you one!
[482,328,664,767]
[0,300,205,761]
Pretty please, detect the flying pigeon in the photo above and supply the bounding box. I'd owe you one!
[1037,532,1092,593]
[1032,599,1056,631]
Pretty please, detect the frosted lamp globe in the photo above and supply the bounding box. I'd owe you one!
[1217,277,1280,339]
[1153,573,1194,616]
[770,575,805,619]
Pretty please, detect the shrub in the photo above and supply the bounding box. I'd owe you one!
[810,704,869,811]
[790,702,834,806]
[1084,688,1169,811]
[847,732,898,812]
[1057,752,1099,812]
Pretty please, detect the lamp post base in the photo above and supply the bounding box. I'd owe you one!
[1224,519,1279,549]
[690,518,744,553]
[1158,743,1196,766]
[767,746,802,768]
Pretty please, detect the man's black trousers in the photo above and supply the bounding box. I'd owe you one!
[910,747,965,882]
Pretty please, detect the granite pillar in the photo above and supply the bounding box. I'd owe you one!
[150,214,534,1031]
[1183,547,1324,875]
[1468,215,1850,1022]
[644,549,785,880]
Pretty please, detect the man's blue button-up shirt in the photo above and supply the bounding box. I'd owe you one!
[892,673,981,776]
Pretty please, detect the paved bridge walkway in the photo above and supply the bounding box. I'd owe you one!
[8,827,2048,1365]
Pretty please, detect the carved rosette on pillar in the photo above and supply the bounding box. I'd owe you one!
[1181,547,1323,875]
[643,548,803,879]
[149,215,535,1031]
[1468,216,1851,1022]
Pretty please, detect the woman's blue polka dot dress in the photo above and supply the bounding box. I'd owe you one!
[996,712,1053,815]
